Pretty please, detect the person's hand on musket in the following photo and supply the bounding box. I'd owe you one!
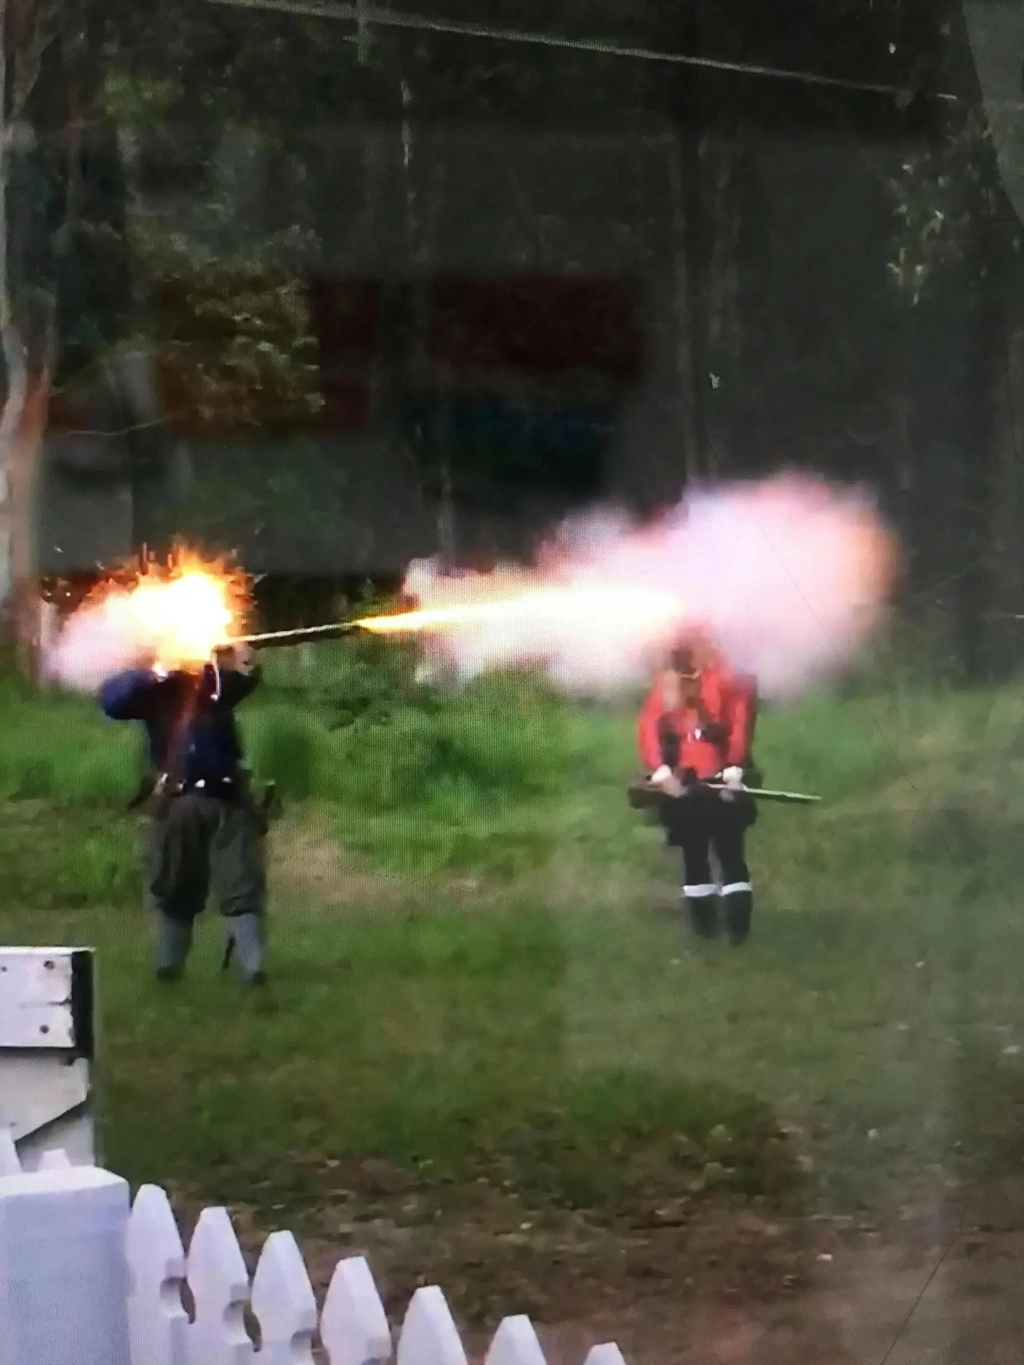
[717,760,763,790]
[213,642,256,675]
[648,764,684,798]
[716,765,746,801]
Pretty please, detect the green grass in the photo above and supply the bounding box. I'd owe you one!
[4,660,1024,1242]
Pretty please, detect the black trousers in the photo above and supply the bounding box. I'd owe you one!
[658,788,755,892]
[146,792,265,924]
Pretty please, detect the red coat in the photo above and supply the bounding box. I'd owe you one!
[637,666,756,781]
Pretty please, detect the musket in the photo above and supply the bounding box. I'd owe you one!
[703,781,820,804]
[227,621,371,651]
[627,779,820,809]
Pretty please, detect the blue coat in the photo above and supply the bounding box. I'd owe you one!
[100,663,260,785]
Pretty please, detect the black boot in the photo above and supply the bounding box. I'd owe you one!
[721,885,753,945]
[683,886,719,939]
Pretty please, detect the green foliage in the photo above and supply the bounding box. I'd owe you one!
[0,688,139,804]
[164,270,324,431]
[101,72,179,121]
[246,705,323,800]
[0,659,975,836]
[247,669,571,821]
[0,805,140,909]
[0,660,1009,891]
[754,692,895,799]
[887,108,1004,303]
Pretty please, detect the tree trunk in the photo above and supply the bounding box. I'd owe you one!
[0,0,77,672]
[956,227,1001,681]
[7,343,48,673]
[399,75,455,560]
[0,323,27,636]
[665,0,718,485]
[0,0,44,670]
[666,141,704,486]
[702,129,750,473]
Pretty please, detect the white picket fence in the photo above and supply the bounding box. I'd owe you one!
[0,1137,627,1365]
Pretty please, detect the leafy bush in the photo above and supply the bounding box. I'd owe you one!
[0,697,138,803]
[754,691,895,799]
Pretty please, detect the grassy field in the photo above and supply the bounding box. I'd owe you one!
[4,649,1024,1324]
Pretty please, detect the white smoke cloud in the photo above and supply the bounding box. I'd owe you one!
[43,472,896,701]
[42,570,237,693]
[406,472,896,699]
[42,590,153,693]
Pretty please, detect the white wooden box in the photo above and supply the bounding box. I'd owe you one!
[0,948,95,1170]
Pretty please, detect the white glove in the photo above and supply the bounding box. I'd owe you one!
[721,766,745,788]
[152,663,169,681]
[650,765,683,798]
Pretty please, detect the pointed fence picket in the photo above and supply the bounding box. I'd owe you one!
[484,1316,547,1365]
[125,1183,189,1365]
[250,1231,319,1364]
[1,1138,630,1365]
[319,1254,391,1365]
[123,1184,627,1365]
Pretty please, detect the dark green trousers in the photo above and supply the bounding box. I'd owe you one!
[146,793,266,979]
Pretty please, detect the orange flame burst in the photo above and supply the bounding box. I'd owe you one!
[83,546,249,671]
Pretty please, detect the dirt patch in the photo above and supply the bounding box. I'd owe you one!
[539,1184,1024,1365]
[266,818,493,912]
[296,1197,848,1364]
[267,818,404,906]
[208,1172,1024,1365]
[207,1153,827,1359]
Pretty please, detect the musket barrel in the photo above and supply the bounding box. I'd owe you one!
[229,620,367,650]
[628,780,820,808]
[704,782,820,804]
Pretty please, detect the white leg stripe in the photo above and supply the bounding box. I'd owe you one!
[721,882,752,896]
[683,884,718,898]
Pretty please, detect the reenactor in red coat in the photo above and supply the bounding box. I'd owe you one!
[638,638,759,943]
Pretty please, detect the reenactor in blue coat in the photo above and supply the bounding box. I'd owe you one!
[100,646,268,985]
